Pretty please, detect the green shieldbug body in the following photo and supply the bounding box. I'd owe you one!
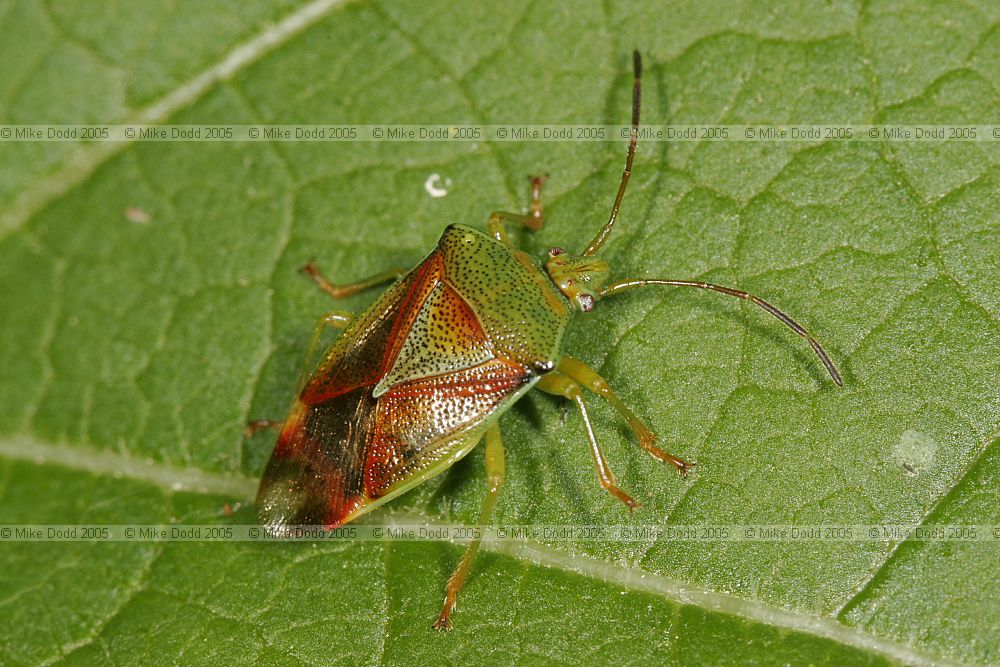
[249,51,842,630]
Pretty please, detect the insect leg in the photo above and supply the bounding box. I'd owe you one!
[301,260,404,300]
[248,310,355,435]
[433,422,506,631]
[556,357,693,476]
[536,371,640,509]
[243,419,283,438]
[248,308,355,438]
[486,175,546,242]
[295,309,354,392]
[599,279,843,386]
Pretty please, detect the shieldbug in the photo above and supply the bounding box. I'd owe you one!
[248,51,842,630]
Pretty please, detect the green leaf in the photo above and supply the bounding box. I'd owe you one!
[1,0,998,664]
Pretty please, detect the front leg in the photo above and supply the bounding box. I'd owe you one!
[487,175,547,242]
[556,356,694,476]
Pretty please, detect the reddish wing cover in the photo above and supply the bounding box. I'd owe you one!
[256,252,533,532]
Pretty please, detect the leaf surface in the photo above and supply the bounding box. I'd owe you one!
[1,1,998,664]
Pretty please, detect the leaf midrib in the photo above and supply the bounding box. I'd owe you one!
[0,2,985,663]
[0,435,961,667]
[0,0,355,240]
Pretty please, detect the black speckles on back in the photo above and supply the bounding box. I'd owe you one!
[374,280,494,395]
[437,224,571,366]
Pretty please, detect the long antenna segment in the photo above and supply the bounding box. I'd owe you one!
[582,50,642,257]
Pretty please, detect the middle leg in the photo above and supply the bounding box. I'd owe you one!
[557,356,694,476]
[301,260,404,300]
[536,371,640,509]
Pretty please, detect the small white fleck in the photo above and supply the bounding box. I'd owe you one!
[125,207,151,224]
[424,173,451,198]
[893,429,937,474]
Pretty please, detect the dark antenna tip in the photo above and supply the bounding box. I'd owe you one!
[581,51,643,257]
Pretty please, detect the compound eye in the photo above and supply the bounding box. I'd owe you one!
[549,247,566,256]
[577,294,595,312]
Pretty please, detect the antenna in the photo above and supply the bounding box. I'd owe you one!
[582,50,642,257]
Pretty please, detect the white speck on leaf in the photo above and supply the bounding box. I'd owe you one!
[424,173,451,198]
[893,430,937,474]
[125,206,151,223]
